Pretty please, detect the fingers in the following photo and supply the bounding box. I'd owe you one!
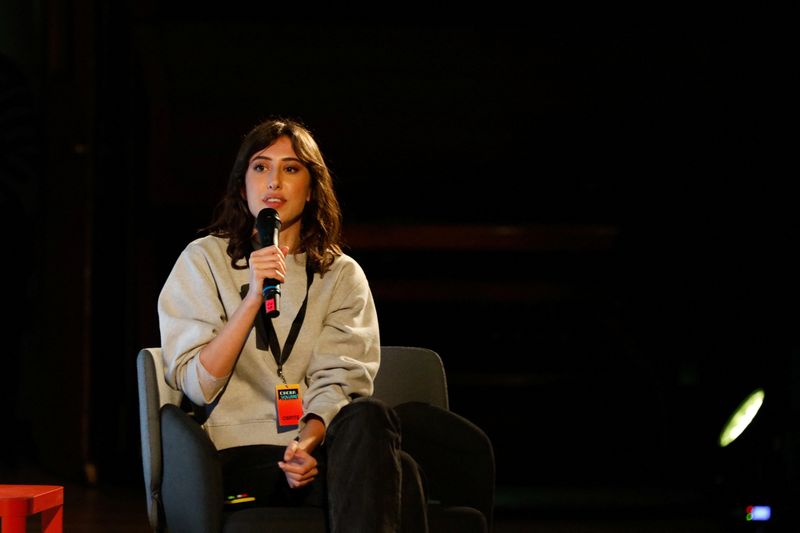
[283,439,298,462]
[250,245,286,282]
[278,447,318,489]
[278,456,319,488]
[279,463,319,488]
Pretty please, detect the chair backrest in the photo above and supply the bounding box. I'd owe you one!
[373,346,449,410]
[136,347,182,531]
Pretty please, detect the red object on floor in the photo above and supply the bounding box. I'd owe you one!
[0,485,63,533]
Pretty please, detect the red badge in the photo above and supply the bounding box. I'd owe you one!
[276,383,302,429]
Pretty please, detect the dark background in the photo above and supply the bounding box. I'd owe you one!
[1,2,796,527]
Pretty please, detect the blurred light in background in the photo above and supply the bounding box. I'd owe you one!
[719,388,765,448]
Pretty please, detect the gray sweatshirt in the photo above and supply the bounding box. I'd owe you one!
[157,235,380,450]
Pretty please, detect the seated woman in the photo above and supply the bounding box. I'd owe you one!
[158,117,427,532]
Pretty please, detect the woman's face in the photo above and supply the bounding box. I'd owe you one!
[243,136,312,246]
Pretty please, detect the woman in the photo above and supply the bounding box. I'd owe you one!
[158,117,427,532]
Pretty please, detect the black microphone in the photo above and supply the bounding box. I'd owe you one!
[255,208,282,318]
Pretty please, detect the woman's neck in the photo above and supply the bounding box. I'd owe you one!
[279,225,301,254]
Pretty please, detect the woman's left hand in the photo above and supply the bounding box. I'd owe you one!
[278,440,319,489]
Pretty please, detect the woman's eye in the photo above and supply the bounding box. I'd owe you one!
[253,163,266,172]
[284,165,298,173]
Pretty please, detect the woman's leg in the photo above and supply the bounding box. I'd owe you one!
[324,397,428,533]
[400,449,429,533]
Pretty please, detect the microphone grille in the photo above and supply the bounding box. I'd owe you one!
[256,207,281,230]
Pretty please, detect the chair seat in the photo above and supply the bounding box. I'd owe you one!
[223,506,327,533]
[428,504,488,533]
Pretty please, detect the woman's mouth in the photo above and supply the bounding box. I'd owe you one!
[264,196,284,206]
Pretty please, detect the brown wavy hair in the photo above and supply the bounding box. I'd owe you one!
[205,117,342,275]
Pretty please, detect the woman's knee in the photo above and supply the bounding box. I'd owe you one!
[329,396,400,436]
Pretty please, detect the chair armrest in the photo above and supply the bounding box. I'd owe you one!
[161,404,224,533]
[395,401,495,531]
[137,349,164,529]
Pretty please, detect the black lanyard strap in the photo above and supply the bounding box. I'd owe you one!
[260,262,314,383]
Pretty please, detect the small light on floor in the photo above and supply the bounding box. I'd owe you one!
[745,505,771,521]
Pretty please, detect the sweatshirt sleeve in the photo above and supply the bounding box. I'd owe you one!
[303,259,381,428]
[157,242,231,406]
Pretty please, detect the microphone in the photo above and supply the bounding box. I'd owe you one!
[255,208,282,318]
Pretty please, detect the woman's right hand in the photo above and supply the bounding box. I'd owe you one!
[246,244,290,302]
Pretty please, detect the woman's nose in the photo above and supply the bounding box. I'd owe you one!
[267,173,281,190]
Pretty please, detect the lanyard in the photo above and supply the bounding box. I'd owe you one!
[258,262,314,384]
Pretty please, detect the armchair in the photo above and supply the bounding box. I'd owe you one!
[137,346,494,532]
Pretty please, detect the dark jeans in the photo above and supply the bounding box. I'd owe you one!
[220,397,428,533]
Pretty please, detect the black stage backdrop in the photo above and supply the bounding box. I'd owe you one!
[1,3,796,522]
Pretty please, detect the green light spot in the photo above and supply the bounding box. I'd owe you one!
[719,388,765,447]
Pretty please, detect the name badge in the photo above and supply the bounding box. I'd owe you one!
[276,383,302,430]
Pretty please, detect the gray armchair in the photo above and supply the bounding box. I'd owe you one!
[137,346,495,532]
